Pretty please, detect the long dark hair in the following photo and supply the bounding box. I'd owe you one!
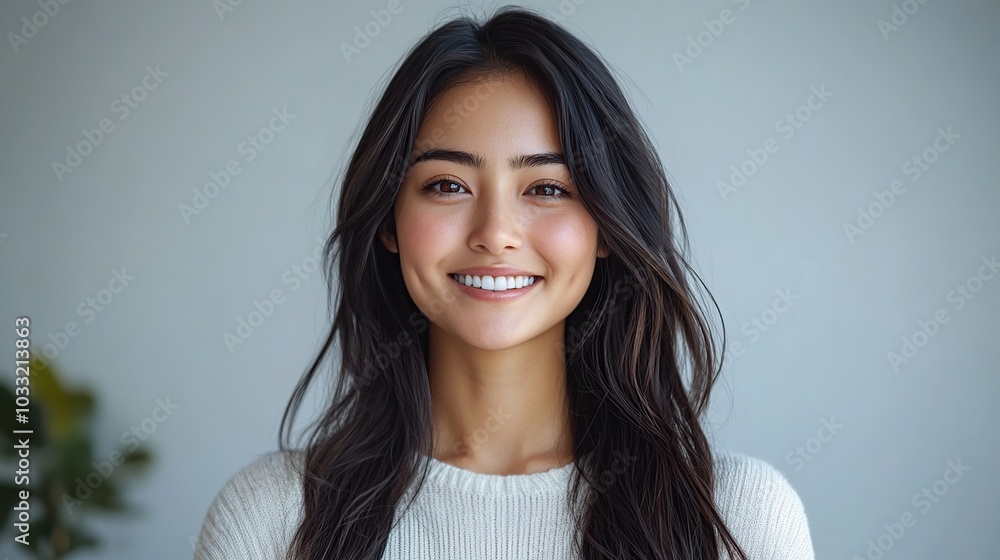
[278,5,747,559]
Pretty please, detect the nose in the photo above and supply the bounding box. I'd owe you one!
[467,186,523,255]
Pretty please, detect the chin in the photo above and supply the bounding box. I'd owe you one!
[444,322,536,352]
[458,330,529,351]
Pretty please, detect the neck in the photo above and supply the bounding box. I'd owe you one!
[426,320,575,475]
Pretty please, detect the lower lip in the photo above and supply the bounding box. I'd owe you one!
[449,275,542,301]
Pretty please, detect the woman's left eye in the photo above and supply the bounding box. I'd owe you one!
[529,184,572,198]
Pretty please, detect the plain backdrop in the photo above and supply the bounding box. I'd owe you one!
[1,0,998,558]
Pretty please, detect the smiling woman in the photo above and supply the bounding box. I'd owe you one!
[381,72,607,354]
[195,5,815,560]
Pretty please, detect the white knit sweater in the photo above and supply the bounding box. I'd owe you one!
[194,448,815,559]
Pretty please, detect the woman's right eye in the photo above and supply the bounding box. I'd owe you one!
[421,179,467,196]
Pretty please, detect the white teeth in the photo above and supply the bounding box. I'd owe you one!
[451,274,538,291]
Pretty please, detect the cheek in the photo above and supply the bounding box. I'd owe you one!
[395,203,459,266]
[530,211,599,268]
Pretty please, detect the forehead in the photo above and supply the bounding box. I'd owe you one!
[414,72,562,159]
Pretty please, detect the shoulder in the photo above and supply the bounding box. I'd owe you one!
[711,449,816,560]
[195,449,306,560]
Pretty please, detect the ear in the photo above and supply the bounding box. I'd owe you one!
[379,219,399,254]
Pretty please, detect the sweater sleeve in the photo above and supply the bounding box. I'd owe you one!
[713,451,816,560]
[194,451,304,560]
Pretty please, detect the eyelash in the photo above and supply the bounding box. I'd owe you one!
[418,177,574,199]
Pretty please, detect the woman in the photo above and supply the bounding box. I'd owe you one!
[196,5,815,559]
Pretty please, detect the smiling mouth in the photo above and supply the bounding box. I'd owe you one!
[448,273,541,291]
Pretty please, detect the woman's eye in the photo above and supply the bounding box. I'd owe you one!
[529,184,571,197]
[421,180,467,195]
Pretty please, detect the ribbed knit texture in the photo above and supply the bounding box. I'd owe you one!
[194,448,815,559]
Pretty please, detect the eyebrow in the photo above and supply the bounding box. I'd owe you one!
[408,149,565,171]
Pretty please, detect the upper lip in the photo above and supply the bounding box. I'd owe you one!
[450,266,542,277]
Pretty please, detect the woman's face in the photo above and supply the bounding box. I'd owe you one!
[381,71,608,351]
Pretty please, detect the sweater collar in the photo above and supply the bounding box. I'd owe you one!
[417,454,576,494]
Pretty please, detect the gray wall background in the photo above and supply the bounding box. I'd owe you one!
[1,0,997,558]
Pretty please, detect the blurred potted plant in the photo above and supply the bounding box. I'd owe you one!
[0,359,152,559]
